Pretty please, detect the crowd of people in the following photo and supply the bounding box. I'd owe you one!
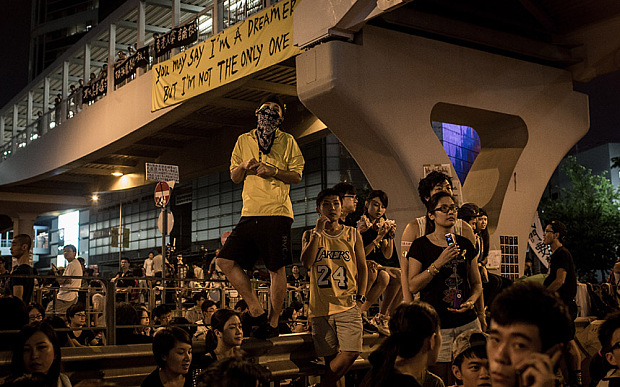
[0,95,609,387]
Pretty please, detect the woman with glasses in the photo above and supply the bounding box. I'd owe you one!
[27,303,45,324]
[66,303,101,346]
[406,191,483,382]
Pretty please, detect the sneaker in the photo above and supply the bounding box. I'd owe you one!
[244,312,268,327]
[362,314,379,333]
[253,323,279,339]
[371,314,390,336]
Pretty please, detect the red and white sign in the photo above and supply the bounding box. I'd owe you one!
[154,181,171,207]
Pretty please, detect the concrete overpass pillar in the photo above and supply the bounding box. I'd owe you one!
[296,26,589,275]
[11,213,38,239]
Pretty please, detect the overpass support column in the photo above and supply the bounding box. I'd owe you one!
[11,213,38,240]
[296,26,589,275]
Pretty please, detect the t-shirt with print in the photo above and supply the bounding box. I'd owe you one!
[407,234,477,328]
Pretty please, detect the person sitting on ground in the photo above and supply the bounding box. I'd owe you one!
[66,303,101,346]
[135,304,152,337]
[278,303,307,334]
[234,299,252,337]
[300,188,368,387]
[116,302,152,345]
[200,309,244,369]
[357,190,402,334]
[595,311,620,387]
[362,301,444,387]
[451,329,490,387]
[141,327,193,387]
[4,321,71,386]
[171,317,197,338]
[196,357,269,387]
[184,291,207,324]
[27,303,45,325]
[194,301,218,341]
[0,296,29,351]
[487,282,573,387]
[153,304,172,327]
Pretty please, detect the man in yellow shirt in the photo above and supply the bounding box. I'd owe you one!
[216,95,304,339]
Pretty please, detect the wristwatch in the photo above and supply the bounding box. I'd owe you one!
[355,294,367,304]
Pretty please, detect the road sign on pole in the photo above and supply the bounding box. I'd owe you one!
[154,181,171,207]
[146,163,179,182]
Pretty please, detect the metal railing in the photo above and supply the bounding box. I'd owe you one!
[0,0,274,163]
[1,272,308,345]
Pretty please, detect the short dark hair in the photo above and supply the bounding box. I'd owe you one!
[152,327,191,368]
[458,203,480,222]
[234,299,248,312]
[549,221,567,243]
[152,304,171,320]
[366,190,389,208]
[599,312,620,353]
[197,357,269,387]
[258,94,285,115]
[333,183,356,201]
[66,303,85,321]
[316,188,341,208]
[489,282,572,351]
[13,234,32,251]
[64,244,77,253]
[193,291,208,303]
[201,300,217,313]
[418,171,452,205]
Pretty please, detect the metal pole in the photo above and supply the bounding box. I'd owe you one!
[119,199,122,266]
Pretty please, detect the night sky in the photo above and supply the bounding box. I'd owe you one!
[0,2,31,108]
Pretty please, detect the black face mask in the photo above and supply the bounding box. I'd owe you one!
[255,106,282,154]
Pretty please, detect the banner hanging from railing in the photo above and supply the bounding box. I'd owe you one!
[83,77,107,103]
[154,19,200,57]
[114,46,150,85]
[151,0,301,112]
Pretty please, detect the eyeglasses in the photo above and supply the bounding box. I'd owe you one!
[343,195,358,201]
[432,204,459,214]
[611,342,620,351]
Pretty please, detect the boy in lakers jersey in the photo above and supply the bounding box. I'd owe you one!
[301,188,368,387]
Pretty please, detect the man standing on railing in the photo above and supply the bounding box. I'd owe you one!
[10,234,36,304]
[47,244,83,317]
[216,95,305,339]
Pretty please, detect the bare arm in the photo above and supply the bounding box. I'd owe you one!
[13,285,24,301]
[230,158,259,184]
[301,229,321,270]
[546,268,567,292]
[461,221,476,245]
[354,230,368,298]
[400,221,420,303]
[255,163,301,184]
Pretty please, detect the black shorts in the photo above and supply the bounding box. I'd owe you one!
[218,216,293,272]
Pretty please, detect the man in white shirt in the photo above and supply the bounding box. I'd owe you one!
[144,251,155,277]
[47,244,83,317]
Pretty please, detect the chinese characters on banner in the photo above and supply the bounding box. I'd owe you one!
[154,19,200,57]
[114,46,151,85]
[528,211,550,268]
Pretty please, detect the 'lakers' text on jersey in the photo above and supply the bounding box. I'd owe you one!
[309,226,359,317]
